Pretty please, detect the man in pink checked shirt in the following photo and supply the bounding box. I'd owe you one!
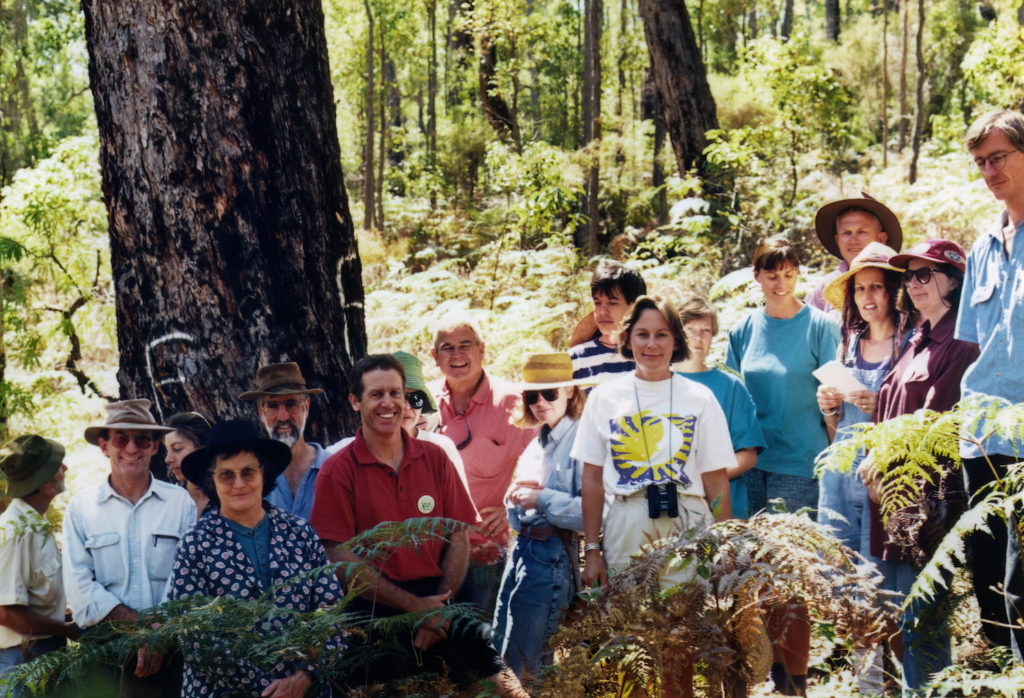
[428,311,537,615]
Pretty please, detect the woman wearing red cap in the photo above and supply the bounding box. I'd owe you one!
[861,239,979,692]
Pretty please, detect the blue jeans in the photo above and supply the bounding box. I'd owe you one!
[744,469,818,519]
[492,536,575,683]
[818,466,873,557]
[875,558,951,694]
[0,636,67,696]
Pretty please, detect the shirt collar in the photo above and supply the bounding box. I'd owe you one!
[97,474,163,504]
[351,427,423,466]
[540,415,575,448]
[914,309,957,350]
[439,372,493,410]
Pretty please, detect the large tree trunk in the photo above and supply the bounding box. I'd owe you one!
[80,0,367,444]
[477,34,520,148]
[636,0,718,176]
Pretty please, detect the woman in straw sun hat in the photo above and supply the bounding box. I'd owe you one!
[492,352,592,685]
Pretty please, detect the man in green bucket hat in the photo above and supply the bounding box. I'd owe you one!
[0,435,80,674]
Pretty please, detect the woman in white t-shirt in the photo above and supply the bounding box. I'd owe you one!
[573,295,734,698]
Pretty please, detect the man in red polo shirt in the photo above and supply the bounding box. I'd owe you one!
[311,354,528,697]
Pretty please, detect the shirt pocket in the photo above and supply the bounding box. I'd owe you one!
[969,282,999,331]
[85,532,122,587]
[31,540,63,606]
[147,532,182,582]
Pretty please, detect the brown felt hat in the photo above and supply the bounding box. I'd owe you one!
[84,399,172,446]
[238,362,323,402]
[0,435,65,498]
[814,192,903,260]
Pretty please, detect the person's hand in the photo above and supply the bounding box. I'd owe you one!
[262,670,313,697]
[478,505,509,540]
[816,386,843,413]
[845,389,878,417]
[859,454,883,504]
[63,621,82,641]
[509,484,542,510]
[581,549,608,588]
[413,590,452,651]
[103,604,140,623]
[134,646,163,677]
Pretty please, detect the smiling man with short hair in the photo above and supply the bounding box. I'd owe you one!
[63,399,194,697]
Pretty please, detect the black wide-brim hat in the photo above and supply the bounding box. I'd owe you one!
[181,419,291,488]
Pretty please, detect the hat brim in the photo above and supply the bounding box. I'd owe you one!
[814,198,903,260]
[6,440,65,499]
[180,438,292,490]
[888,251,965,274]
[518,378,597,391]
[85,423,174,446]
[238,387,323,402]
[822,261,905,312]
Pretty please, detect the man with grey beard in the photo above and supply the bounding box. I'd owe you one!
[240,362,329,521]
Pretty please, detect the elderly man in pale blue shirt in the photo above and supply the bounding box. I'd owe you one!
[240,362,329,521]
[958,109,1024,657]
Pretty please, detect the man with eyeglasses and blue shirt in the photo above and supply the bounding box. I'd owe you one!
[63,399,194,697]
[240,362,328,522]
[428,311,537,616]
[957,109,1024,658]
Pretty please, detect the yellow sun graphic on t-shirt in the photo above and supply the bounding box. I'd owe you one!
[610,411,695,487]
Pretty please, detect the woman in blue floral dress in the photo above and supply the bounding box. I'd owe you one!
[170,420,341,698]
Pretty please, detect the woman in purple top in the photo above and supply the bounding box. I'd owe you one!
[861,240,979,692]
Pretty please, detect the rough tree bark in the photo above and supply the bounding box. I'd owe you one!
[636,0,719,176]
[363,0,378,230]
[780,0,794,40]
[80,0,367,443]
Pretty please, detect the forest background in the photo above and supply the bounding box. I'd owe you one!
[1,0,1021,511]
[0,0,1022,691]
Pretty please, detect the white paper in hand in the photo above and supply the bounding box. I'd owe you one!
[813,360,868,396]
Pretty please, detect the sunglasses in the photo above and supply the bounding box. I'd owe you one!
[109,432,154,449]
[902,267,946,286]
[405,391,428,410]
[524,388,560,405]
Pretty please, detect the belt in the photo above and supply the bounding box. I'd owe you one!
[520,524,577,544]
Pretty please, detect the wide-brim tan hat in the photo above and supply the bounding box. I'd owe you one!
[84,399,173,445]
[823,242,903,312]
[814,192,903,260]
[239,362,323,401]
[519,353,596,390]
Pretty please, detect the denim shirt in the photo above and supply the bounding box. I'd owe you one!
[955,213,1024,459]
[508,417,584,533]
[266,442,328,521]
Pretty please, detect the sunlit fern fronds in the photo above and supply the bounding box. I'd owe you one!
[343,516,469,564]
[548,512,897,696]
[926,646,1024,697]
